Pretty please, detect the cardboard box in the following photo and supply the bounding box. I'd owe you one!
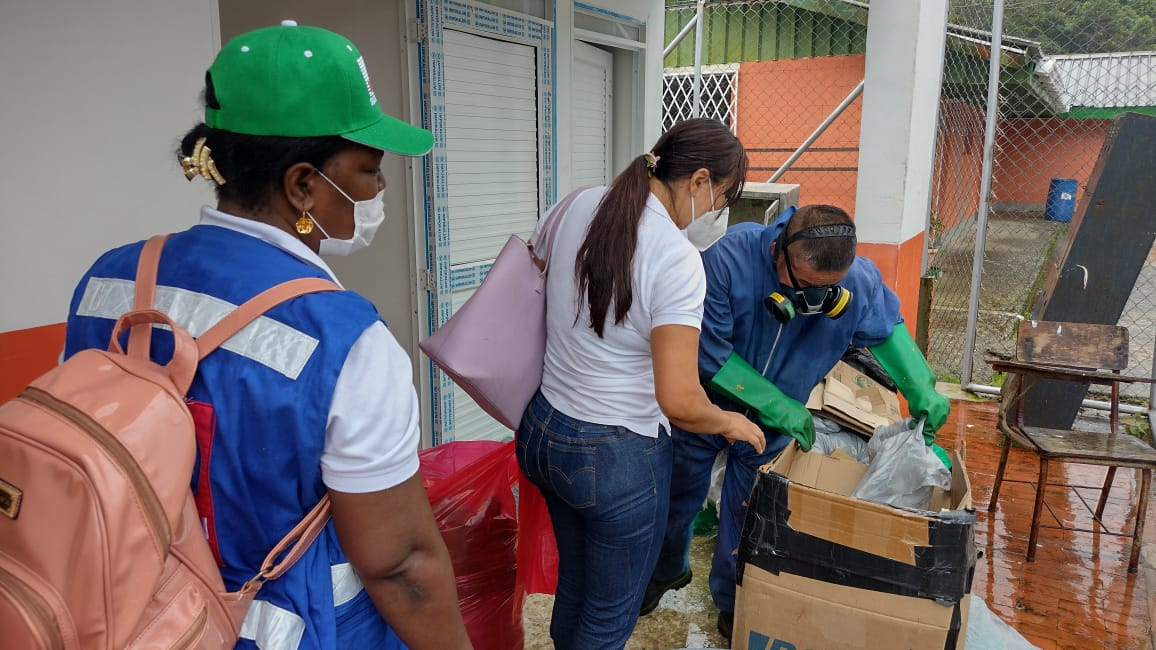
[734,443,975,650]
[805,361,903,435]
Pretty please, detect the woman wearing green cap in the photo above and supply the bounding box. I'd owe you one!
[63,22,471,650]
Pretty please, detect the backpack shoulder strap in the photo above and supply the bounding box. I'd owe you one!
[238,495,332,595]
[126,235,171,360]
[125,247,343,587]
[196,277,342,360]
[203,279,342,588]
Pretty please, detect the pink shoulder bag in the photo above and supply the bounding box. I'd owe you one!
[420,188,589,430]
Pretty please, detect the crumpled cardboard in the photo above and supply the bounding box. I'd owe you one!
[805,360,902,435]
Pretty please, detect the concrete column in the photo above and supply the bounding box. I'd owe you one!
[853,0,949,331]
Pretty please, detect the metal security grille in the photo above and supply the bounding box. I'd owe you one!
[663,64,738,132]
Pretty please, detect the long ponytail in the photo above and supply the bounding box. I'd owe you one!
[575,118,748,337]
[576,156,651,337]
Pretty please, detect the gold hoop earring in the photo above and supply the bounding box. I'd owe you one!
[295,211,315,235]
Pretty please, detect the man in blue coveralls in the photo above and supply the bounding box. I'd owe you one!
[639,204,951,642]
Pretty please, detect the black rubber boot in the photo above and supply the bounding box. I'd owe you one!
[638,568,693,616]
[717,610,734,645]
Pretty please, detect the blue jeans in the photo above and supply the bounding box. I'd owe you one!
[516,390,673,650]
[650,424,790,614]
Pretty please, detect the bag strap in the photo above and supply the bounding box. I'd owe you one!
[126,235,170,360]
[237,495,332,597]
[532,187,591,273]
[196,277,340,592]
[127,237,341,588]
[198,279,341,581]
[126,235,342,362]
[108,308,199,395]
[196,279,341,590]
[196,277,341,359]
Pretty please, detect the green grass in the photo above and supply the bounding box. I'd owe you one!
[1123,413,1151,440]
[1019,224,1068,321]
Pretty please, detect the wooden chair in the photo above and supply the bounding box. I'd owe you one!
[987,320,1156,572]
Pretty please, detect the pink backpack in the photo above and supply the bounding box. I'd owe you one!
[0,236,336,649]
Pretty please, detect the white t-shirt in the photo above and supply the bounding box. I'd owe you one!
[537,188,706,437]
[199,208,420,493]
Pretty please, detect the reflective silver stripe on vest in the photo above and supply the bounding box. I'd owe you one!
[239,563,365,648]
[330,562,363,607]
[239,600,305,649]
[76,277,319,380]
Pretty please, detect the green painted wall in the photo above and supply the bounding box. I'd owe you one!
[664,3,868,67]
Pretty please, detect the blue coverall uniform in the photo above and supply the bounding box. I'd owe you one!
[650,212,904,615]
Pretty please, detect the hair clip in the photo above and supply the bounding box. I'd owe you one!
[180,137,227,185]
[643,151,660,174]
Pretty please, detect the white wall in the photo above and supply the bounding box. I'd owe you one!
[217,0,422,360]
[554,0,666,193]
[0,0,220,333]
[854,0,949,245]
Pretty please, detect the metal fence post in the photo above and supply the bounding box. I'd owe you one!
[692,0,705,118]
[959,0,1004,388]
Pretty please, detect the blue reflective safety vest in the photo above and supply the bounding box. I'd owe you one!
[64,224,404,649]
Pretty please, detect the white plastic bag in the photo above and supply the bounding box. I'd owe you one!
[851,417,951,509]
[965,597,1041,649]
[706,447,728,509]
[811,415,870,462]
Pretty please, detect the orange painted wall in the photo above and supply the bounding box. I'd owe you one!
[736,56,865,215]
[858,234,926,335]
[734,54,928,323]
[0,323,65,402]
[992,118,1110,208]
[931,98,984,233]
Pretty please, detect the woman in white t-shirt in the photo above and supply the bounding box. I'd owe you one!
[515,118,766,649]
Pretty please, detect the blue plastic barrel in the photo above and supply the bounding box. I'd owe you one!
[1045,178,1078,222]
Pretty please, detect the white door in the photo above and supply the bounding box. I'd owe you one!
[572,41,613,188]
[442,29,540,441]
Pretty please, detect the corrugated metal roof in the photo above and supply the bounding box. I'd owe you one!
[1047,52,1156,109]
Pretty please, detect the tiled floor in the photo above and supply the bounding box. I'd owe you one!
[523,397,1156,649]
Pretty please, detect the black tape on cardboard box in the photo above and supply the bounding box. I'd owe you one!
[736,469,976,605]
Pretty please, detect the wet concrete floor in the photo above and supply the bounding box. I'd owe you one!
[522,397,1156,649]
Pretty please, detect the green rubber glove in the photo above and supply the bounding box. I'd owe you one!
[931,443,953,470]
[709,352,816,451]
[869,325,950,445]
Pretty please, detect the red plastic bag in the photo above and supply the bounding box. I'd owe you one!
[419,440,557,650]
[516,469,558,596]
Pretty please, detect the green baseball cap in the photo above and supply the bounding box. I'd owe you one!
[205,21,433,156]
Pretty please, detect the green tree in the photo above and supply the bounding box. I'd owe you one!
[951,0,1156,54]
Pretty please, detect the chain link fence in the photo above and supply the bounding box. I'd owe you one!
[663,0,1156,406]
[663,0,868,210]
[930,2,1156,403]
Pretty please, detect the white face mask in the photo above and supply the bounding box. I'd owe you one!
[310,170,386,257]
[684,178,729,252]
